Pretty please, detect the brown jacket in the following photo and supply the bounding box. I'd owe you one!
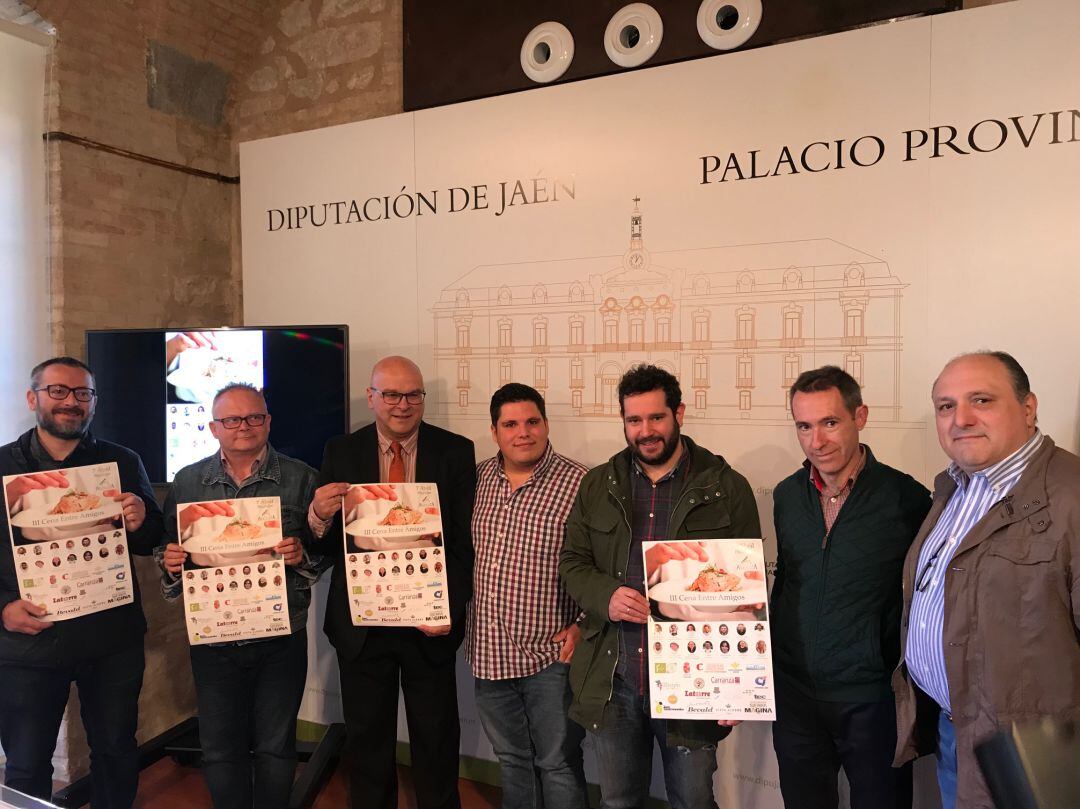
[893,437,1080,808]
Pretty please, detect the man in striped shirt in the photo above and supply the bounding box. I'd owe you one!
[895,351,1080,809]
[465,383,589,809]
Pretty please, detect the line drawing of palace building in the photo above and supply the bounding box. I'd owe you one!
[432,200,907,424]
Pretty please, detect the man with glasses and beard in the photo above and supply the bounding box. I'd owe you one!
[0,357,163,807]
[559,364,761,809]
[308,356,476,809]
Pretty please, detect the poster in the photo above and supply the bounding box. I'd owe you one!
[3,462,133,620]
[644,538,775,721]
[178,495,291,644]
[342,482,450,627]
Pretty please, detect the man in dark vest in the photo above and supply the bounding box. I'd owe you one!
[770,365,930,809]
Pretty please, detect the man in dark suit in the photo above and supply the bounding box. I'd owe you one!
[309,356,476,809]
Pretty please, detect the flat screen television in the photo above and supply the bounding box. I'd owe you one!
[85,325,349,484]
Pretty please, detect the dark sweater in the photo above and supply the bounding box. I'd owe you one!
[0,429,163,666]
[770,447,930,702]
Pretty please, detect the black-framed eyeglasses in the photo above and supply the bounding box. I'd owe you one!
[915,536,952,592]
[34,384,97,403]
[371,388,426,406]
[213,414,268,429]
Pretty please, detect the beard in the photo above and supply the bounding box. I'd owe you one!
[37,405,92,440]
[629,424,682,468]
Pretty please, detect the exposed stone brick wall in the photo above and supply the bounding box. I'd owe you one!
[26,0,264,358]
[229,0,404,145]
[6,0,272,783]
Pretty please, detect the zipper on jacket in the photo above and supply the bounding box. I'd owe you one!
[607,486,633,707]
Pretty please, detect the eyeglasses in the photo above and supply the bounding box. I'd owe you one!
[371,388,426,406]
[213,414,268,429]
[34,384,97,403]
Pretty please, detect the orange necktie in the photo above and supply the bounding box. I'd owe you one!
[389,441,405,483]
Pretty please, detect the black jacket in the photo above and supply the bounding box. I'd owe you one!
[314,422,476,662]
[770,447,930,702]
[0,429,163,666]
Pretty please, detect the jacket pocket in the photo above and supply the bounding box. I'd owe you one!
[568,622,605,698]
[986,537,1056,564]
[682,506,732,536]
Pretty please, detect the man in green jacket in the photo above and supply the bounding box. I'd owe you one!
[559,364,761,809]
[771,366,930,809]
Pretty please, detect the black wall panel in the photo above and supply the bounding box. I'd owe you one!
[404,1,962,111]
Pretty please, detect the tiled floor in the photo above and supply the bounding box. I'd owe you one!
[126,756,501,809]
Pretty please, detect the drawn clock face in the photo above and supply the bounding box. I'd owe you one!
[628,250,645,268]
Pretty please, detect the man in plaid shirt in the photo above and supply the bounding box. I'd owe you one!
[465,383,589,809]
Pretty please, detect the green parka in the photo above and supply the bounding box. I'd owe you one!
[558,437,761,748]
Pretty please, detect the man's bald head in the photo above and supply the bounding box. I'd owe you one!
[367,356,426,440]
[370,355,423,386]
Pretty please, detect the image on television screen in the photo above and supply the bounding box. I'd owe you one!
[86,326,349,484]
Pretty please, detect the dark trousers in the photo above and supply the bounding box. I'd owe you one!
[338,632,460,809]
[772,688,911,809]
[189,629,308,809]
[0,643,144,808]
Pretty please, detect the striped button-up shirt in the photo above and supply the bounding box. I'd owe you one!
[905,431,1043,713]
[465,442,588,681]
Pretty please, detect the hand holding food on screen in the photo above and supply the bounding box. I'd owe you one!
[165,331,218,367]
[1,599,54,635]
[5,471,70,515]
[178,500,235,533]
[274,536,303,566]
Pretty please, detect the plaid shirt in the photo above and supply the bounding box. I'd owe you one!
[617,445,690,694]
[465,442,588,680]
[810,445,867,535]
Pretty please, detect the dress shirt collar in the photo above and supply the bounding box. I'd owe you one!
[219,445,269,485]
[810,444,867,495]
[494,440,557,487]
[946,429,1043,490]
[376,426,419,458]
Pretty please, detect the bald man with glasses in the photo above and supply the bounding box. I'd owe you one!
[309,356,476,809]
[0,356,163,808]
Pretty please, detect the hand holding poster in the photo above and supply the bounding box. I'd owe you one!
[342,482,450,627]
[178,496,291,644]
[644,538,775,721]
[3,462,134,620]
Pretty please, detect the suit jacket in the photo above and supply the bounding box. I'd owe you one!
[316,421,476,662]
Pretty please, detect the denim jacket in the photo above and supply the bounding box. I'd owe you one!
[156,445,323,637]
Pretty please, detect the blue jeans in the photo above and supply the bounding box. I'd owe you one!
[936,711,957,809]
[474,662,587,809]
[591,673,718,809]
[0,643,144,808]
[189,630,308,809]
